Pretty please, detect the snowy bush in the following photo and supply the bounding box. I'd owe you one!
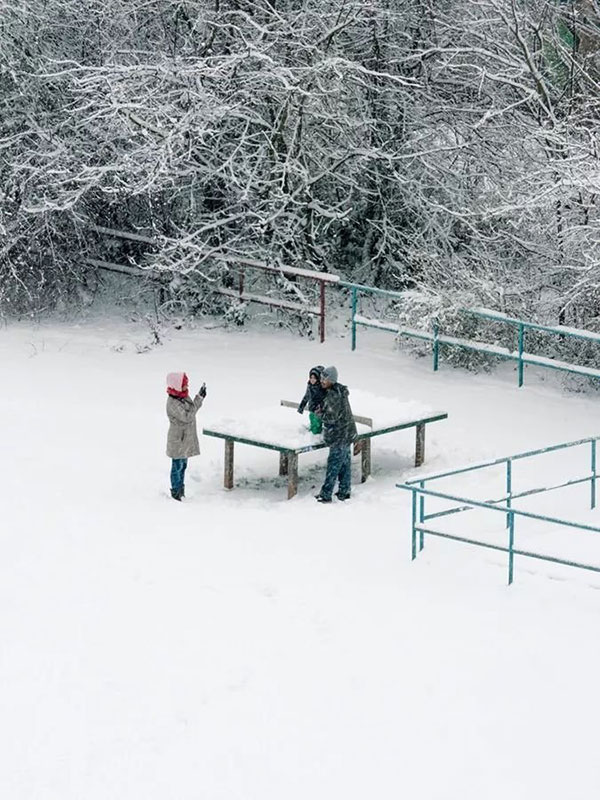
[223,301,249,328]
[3,0,600,333]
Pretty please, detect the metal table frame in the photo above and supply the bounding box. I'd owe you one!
[203,409,448,499]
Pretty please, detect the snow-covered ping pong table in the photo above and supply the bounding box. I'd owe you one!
[203,396,448,499]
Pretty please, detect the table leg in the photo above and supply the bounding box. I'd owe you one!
[279,451,289,476]
[287,453,298,499]
[361,438,371,483]
[415,423,425,467]
[224,439,234,489]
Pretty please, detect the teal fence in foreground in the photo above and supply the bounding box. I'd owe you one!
[342,282,600,387]
[397,436,600,585]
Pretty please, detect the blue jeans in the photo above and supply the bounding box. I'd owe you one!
[170,458,188,491]
[320,445,351,500]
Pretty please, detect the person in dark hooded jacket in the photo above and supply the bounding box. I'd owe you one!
[315,365,357,503]
[297,365,326,434]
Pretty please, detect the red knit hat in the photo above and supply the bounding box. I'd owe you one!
[166,372,189,398]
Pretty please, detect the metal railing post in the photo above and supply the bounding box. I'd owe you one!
[517,324,525,387]
[508,511,515,585]
[319,280,326,343]
[432,320,440,371]
[506,459,512,528]
[419,481,425,551]
[351,287,358,351]
[592,440,597,510]
[411,488,418,560]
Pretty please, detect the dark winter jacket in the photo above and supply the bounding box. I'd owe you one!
[322,383,357,446]
[298,366,326,414]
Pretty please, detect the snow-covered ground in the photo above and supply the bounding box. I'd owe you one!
[2,316,600,799]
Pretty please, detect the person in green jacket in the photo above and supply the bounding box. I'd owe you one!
[297,365,326,434]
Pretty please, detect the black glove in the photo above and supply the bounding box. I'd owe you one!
[199,383,207,398]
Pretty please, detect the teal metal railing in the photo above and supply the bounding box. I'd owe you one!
[339,281,406,352]
[465,308,600,387]
[341,282,600,387]
[397,436,600,585]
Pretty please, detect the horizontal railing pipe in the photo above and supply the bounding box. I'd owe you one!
[414,526,600,575]
[467,307,600,344]
[405,436,597,485]
[347,290,600,385]
[339,281,406,299]
[397,483,600,533]
[422,475,593,522]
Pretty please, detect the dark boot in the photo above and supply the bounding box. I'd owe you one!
[315,494,332,503]
[335,492,351,501]
[170,488,182,501]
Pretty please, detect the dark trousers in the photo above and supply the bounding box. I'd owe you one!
[320,445,351,500]
[170,458,188,491]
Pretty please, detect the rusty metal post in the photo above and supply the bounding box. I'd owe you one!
[319,281,326,343]
[224,440,234,489]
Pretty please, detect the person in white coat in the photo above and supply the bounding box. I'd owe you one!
[166,371,206,500]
